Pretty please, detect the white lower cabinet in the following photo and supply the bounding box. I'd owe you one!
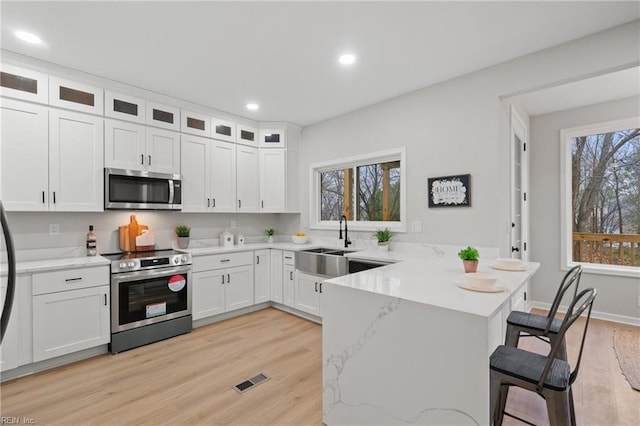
[270,250,283,303]
[30,265,110,363]
[254,250,271,304]
[192,253,254,320]
[1,276,26,372]
[295,272,323,317]
[283,264,295,308]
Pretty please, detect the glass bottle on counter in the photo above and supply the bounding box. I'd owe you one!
[86,225,97,256]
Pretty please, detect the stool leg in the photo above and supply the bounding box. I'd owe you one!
[569,386,576,426]
[505,324,521,348]
[489,373,502,425]
[545,388,571,426]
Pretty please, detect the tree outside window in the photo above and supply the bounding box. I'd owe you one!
[571,127,640,266]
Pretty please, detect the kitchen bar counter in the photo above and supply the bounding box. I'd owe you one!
[322,252,539,426]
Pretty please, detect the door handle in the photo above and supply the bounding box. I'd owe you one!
[207,198,210,207]
[314,282,318,292]
[256,256,260,265]
[52,191,56,204]
[212,198,216,208]
[222,274,225,284]
[290,271,293,280]
[104,294,108,306]
[141,154,144,165]
[42,191,45,203]
[319,283,323,293]
[148,155,151,165]
[227,273,230,283]
[238,199,242,208]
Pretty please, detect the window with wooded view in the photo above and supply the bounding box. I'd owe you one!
[571,125,640,267]
[320,160,401,222]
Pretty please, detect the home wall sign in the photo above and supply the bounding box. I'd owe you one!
[428,174,471,207]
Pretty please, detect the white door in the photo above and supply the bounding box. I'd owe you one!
[49,109,104,212]
[146,128,180,174]
[510,107,529,261]
[254,250,271,304]
[270,250,283,303]
[32,285,110,362]
[283,264,295,307]
[260,149,285,212]
[295,272,320,316]
[211,140,237,212]
[104,119,146,171]
[192,270,225,320]
[236,145,260,212]
[180,134,210,212]
[0,99,49,211]
[225,265,254,311]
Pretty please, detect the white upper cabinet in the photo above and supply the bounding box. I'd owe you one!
[210,140,237,212]
[105,91,146,124]
[260,149,286,212]
[181,134,211,212]
[49,76,104,115]
[236,145,259,212]
[146,101,180,131]
[259,127,286,148]
[49,109,104,212]
[181,110,210,137]
[0,99,49,211]
[0,63,49,104]
[146,128,180,174]
[211,117,236,143]
[236,124,258,147]
[105,119,180,174]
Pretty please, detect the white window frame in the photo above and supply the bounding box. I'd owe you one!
[309,147,407,232]
[560,116,640,278]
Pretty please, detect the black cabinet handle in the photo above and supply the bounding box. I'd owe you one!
[53,191,56,204]
[221,259,230,263]
[207,198,210,207]
[141,154,144,165]
[227,273,230,283]
[319,283,323,293]
[148,155,151,165]
[261,200,264,208]
[212,198,216,208]
[289,271,293,280]
[238,199,242,208]
[256,256,260,265]
[314,282,318,292]
[104,294,107,306]
[222,274,225,284]
[42,191,45,203]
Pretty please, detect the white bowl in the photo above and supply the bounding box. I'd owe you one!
[292,235,308,244]
[494,258,522,268]
[464,272,497,288]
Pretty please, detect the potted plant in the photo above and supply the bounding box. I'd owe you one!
[458,246,479,273]
[265,228,275,244]
[374,228,393,251]
[175,225,191,249]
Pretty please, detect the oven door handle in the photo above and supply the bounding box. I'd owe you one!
[111,265,191,282]
[168,180,175,204]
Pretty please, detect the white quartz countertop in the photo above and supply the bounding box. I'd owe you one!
[325,253,540,318]
[1,246,110,276]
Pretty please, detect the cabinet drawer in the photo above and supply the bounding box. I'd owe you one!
[33,266,109,295]
[193,251,253,272]
[283,251,295,265]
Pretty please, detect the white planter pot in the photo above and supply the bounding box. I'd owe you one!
[177,237,189,249]
[378,242,389,251]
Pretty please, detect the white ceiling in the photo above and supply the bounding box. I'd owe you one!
[510,66,640,117]
[1,1,638,126]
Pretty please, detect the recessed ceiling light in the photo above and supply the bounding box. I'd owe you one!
[15,30,42,45]
[339,54,356,65]
[246,103,259,111]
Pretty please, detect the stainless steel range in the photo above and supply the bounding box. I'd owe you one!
[103,249,192,354]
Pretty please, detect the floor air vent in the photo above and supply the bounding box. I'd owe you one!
[233,373,270,393]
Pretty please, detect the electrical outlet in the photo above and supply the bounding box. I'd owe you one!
[230,220,236,228]
[49,223,60,235]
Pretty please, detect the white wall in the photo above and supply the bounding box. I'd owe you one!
[529,96,640,322]
[300,22,639,255]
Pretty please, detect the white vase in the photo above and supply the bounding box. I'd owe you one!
[378,242,389,251]
[177,237,189,249]
[267,235,274,244]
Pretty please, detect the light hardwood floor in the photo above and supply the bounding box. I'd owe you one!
[1,308,638,425]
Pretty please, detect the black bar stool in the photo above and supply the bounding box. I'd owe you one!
[505,265,582,360]
[490,287,597,426]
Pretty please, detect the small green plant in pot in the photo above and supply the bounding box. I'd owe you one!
[458,246,479,273]
[175,226,191,249]
[265,228,276,243]
[374,228,393,251]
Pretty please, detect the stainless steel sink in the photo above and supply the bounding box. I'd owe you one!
[296,247,357,277]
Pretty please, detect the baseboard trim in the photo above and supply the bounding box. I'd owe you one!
[530,301,639,326]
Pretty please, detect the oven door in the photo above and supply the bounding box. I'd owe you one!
[111,265,191,333]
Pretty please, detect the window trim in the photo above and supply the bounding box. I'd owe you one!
[560,116,640,278]
[309,147,407,232]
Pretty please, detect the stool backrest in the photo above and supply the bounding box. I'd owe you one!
[536,287,597,392]
[545,265,582,334]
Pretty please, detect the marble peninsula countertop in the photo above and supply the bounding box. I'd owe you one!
[329,246,540,318]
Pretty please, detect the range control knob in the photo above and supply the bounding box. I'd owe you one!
[173,257,180,264]
[127,261,136,268]
[181,255,189,262]
[119,262,127,269]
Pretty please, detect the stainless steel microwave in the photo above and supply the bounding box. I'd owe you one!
[105,168,182,210]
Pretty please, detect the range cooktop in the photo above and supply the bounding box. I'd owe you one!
[103,249,191,273]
